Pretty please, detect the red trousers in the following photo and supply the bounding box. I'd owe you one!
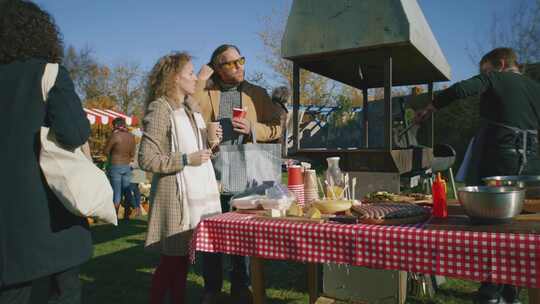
[150,255,189,304]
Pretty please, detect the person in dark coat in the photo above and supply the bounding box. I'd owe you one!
[0,1,93,303]
[416,48,540,186]
[416,47,540,304]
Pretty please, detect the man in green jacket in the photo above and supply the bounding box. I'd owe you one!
[417,48,540,304]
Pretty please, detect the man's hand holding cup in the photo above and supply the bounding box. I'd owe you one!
[232,107,250,135]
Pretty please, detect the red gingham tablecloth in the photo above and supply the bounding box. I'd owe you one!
[191,212,540,288]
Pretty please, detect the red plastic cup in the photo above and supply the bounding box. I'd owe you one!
[233,107,247,119]
[288,165,303,186]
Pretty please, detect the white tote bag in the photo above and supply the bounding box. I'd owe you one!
[40,63,117,225]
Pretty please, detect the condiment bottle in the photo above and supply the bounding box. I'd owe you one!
[432,173,448,218]
[325,157,344,199]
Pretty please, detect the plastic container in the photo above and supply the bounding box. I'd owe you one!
[325,157,344,199]
[231,195,264,210]
[259,198,292,210]
[263,184,295,210]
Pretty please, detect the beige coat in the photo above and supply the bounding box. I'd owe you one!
[193,79,282,142]
[138,97,202,256]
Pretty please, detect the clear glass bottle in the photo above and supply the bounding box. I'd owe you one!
[325,157,344,199]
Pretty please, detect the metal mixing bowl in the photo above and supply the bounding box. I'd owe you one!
[457,186,525,223]
[483,176,540,198]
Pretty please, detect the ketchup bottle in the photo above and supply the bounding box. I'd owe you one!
[432,173,448,218]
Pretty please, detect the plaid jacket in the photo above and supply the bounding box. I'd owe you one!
[138,97,200,255]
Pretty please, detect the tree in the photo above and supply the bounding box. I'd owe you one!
[110,62,145,116]
[63,46,146,158]
[63,45,117,101]
[64,45,100,99]
[63,46,145,116]
[257,1,340,105]
[84,95,117,110]
[339,85,363,107]
[467,0,540,66]
[83,64,112,100]
[257,2,415,107]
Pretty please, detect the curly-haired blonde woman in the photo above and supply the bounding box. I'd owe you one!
[139,52,222,304]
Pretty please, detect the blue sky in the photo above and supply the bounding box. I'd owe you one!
[35,0,522,87]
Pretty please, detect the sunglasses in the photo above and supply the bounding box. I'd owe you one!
[219,57,246,70]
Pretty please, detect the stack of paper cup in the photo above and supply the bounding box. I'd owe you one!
[287,165,305,206]
[303,169,319,204]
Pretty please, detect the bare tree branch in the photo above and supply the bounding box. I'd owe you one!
[110,62,144,115]
[257,0,350,105]
[467,0,540,65]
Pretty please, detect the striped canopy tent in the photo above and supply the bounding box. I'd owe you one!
[83,108,138,126]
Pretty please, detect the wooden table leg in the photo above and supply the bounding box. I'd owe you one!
[250,257,265,304]
[307,263,319,304]
[529,288,540,304]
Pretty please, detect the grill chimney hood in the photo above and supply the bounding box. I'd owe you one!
[281,0,451,88]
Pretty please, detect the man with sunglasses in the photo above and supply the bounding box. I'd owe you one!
[197,44,281,144]
[194,44,282,304]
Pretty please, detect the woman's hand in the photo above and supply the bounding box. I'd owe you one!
[207,122,223,150]
[187,149,212,166]
[216,124,223,143]
[198,65,214,81]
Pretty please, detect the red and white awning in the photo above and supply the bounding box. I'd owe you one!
[84,108,138,126]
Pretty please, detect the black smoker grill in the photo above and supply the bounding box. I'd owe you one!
[282,0,451,197]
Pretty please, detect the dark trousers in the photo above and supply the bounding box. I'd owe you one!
[201,253,250,294]
[0,267,81,304]
[476,150,539,301]
[201,195,250,294]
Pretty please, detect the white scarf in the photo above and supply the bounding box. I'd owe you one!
[167,103,221,230]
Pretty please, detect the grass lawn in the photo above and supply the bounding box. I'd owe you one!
[81,216,530,304]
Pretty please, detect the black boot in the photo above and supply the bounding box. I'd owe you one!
[230,286,253,304]
[201,291,226,304]
[476,282,504,304]
[501,285,521,304]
